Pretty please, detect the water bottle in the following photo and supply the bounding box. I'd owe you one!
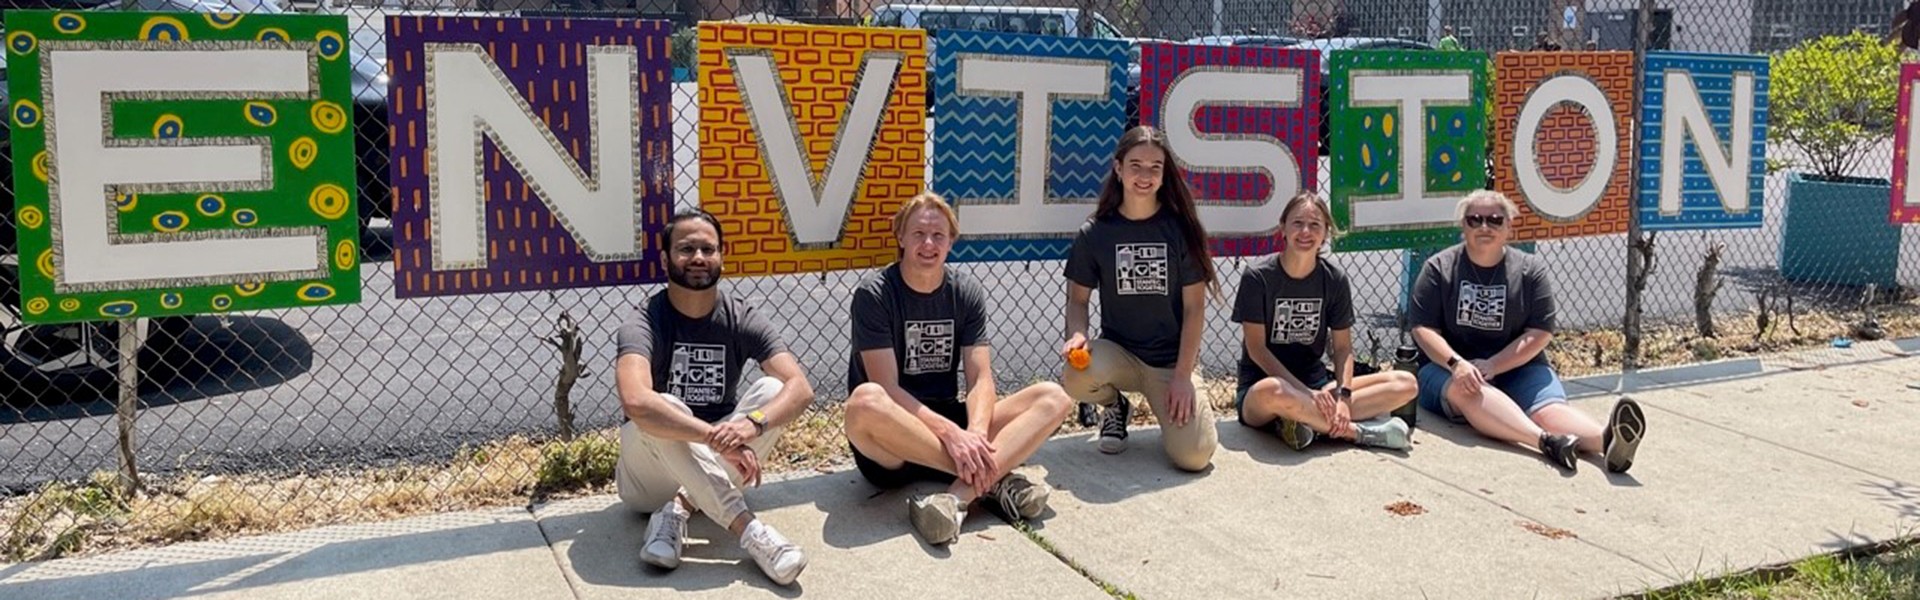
[1391,344,1420,430]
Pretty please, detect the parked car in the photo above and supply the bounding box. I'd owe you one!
[871,4,1126,40]
[1124,34,1305,128]
[1284,37,1436,155]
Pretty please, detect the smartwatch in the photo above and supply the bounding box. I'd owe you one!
[1335,386,1353,401]
[1446,355,1463,368]
[746,410,768,434]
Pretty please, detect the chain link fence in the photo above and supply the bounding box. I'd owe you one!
[0,0,1912,556]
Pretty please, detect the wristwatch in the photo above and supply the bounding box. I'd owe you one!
[745,410,768,434]
[1446,355,1464,368]
[1335,386,1353,400]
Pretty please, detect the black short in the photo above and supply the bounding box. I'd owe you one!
[852,400,968,489]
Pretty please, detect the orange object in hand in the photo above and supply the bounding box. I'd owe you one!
[1067,347,1091,370]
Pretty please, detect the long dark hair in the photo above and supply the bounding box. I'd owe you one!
[1095,126,1218,289]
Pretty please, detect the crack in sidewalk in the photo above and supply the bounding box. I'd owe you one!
[1005,519,1143,600]
[526,501,586,600]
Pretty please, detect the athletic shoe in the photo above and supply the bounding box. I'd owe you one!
[740,519,807,585]
[1076,402,1100,427]
[984,472,1050,519]
[1352,416,1411,451]
[1097,397,1131,454]
[908,493,964,545]
[1278,417,1316,451]
[639,499,688,569]
[1539,433,1579,472]
[1604,397,1647,474]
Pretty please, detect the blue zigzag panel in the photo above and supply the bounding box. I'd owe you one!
[931,30,1128,263]
[1637,52,1770,231]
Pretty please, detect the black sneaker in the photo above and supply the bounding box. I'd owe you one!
[1539,433,1579,472]
[1076,402,1099,427]
[1604,397,1646,474]
[1097,397,1130,454]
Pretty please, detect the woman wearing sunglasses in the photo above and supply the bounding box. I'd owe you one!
[1408,190,1646,474]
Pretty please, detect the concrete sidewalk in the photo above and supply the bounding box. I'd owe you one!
[4,342,1919,599]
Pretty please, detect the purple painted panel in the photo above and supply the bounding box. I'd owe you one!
[387,16,672,298]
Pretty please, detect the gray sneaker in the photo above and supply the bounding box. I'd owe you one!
[908,493,964,545]
[1352,416,1411,451]
[640,499,688,570]
[1277,417,1316,451]
[984,472,1050,519]
[1097,397,1131,454]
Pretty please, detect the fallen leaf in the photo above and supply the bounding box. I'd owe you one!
[1853,399,1871,408]
[1517,520,1577,540]
[1385,501,1427,517]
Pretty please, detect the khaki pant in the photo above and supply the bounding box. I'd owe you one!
[1060,339,1218,471]
[616,377,786,527]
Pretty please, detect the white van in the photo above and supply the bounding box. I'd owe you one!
[870,4,1125,39]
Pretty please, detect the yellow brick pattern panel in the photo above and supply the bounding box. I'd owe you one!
[1492,52,1635,241]
[698,23,927,275]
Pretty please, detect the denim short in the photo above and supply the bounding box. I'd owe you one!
[1235,372,1334,428]
[1416,362,1567,423]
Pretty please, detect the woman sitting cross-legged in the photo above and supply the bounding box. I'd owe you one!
[1234,192,1417,452]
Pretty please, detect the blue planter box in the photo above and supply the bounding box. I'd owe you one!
[1778,172,1900,288]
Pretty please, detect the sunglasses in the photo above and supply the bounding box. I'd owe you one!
[1464,214,1507,229]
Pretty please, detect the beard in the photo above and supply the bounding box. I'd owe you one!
[668,262,720,291]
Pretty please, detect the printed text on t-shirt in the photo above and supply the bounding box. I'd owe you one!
[668,343,728,406]
[904,319,955,375]
[1271,298,1323,344]
[1115,243,1169,295]
[1457,282,1507,332]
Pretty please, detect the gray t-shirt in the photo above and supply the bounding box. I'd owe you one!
[847,264,990,405]
[1232,255,1354,389]
[1408,244,1557,367]
[615,291,786,423]
[1063,209,1207,368]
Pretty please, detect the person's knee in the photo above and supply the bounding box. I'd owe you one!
[1030,382,1074,419]
[843,383,891,433]
[1444,378,1483,408]
[1386,371,1419,402]
[1169,440,1216,472]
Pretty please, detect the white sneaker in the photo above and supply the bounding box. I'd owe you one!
[740,520,807,586]
[640,499,689,569]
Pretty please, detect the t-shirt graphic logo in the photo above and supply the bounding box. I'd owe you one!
[668,343,729,407]
[1115,243,1169,296]
[903,319,955,375]
[1271,298,1323,344]
[1457,282,1507,331]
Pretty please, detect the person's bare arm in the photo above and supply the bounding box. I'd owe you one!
[616,354,714,442]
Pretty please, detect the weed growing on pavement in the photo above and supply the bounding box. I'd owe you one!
[1636,537,1920,599]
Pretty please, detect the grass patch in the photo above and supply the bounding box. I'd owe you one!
[1634,537,1920,599]
[1549,299,1920,378]
[1013,521,1142,600]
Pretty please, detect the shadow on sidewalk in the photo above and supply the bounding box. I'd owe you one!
[0,511,538,600]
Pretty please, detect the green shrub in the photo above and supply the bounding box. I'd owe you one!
[535,434,618,492]
[1769,32,1901,179]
